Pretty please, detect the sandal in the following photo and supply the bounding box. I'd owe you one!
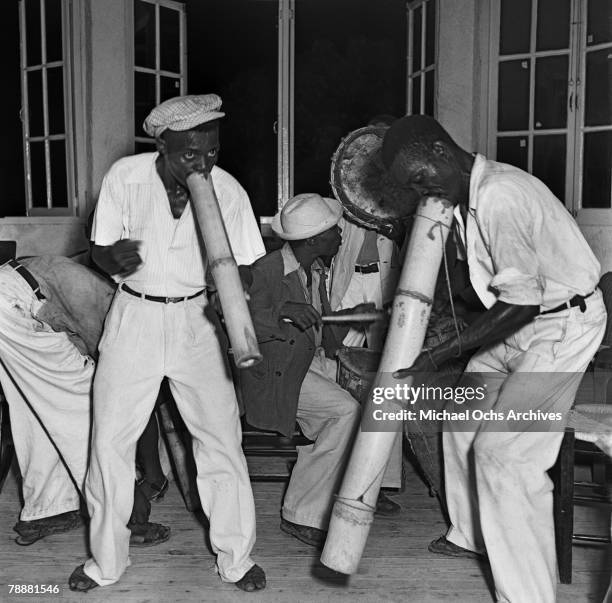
[14,510,84,546]
[69,564,99,592]
[137,477,169,502]
[128,521,171,547]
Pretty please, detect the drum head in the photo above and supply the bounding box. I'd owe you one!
[330,126,419,233]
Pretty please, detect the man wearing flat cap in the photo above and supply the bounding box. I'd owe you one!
[70,94,266,592]
[240,193,376,548]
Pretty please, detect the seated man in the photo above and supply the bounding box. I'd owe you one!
[240,193,395,548]
[0,255,156,545]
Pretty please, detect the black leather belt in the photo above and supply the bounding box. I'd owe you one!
[541,291,594,315]
[5,259,45,300]
[121,283,204,304]
[354,262,379,274]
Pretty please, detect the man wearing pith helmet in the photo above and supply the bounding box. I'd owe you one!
[385,114,606,602]
[69,94,266,593]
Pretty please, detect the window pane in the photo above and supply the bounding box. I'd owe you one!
[160,6,181,73]
[160,76,181,102]
[2,0,26,216]
[412,5,422,73]
[134,0,156,69]
[134,71,156,137]
[294,0,406,201]
[534,55,568,130]
[425,0,435,66]
[49,139,67,207]
[532,134,566,203]
[188,0,279,218]
[497,59,530,131]
[424,70,434,116]
[500,0,531,55]
[496,137,528,171]
[536,0,570,52]
[584,48,612,127]
[29,141,47,207]
[411,76,421,115]
[45,0,63,63]
[25,0,42,66]
[27,69,44,137]
[582,131,612,208]
[47,66,65,134]
[587,0,612,47]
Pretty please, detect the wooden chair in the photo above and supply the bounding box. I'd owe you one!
[241,419,313,482]
[553,416,612,584]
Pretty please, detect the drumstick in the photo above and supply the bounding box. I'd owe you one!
[321,312,385,323]
[282,311,386,325]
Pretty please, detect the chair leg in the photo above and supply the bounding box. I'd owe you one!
[553,430,575,585]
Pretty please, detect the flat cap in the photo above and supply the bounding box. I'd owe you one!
[143,94,225,138]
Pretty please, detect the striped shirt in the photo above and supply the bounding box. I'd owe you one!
[91,152,265,297]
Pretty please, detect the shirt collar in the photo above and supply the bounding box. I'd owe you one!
[280,243,324,277]
[467,153,487,213]
[125,152,160,184]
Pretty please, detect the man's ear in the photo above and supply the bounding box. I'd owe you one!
[432,140,447,157]
[155,137,167,155]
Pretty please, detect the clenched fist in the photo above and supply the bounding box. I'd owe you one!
[110,239,142,277]
[280,301,322,331]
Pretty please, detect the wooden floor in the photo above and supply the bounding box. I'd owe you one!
[0,448,610,603]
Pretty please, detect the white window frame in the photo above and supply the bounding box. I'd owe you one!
[407,0,437,116]
[133,0,187,148]
[487,0,612,216]
[19,0,78,217]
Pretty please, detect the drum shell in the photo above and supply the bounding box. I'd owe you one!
[336,347,381,405]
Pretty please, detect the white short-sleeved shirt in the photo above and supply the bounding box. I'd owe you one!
[91,153,265,297]
[453,154,600,311]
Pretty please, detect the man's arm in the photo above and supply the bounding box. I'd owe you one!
[91,241,142,278]
[395,301,538,376]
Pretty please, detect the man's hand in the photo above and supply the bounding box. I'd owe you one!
[393,350,437,379]
[110,239,142,277]
[280,301,322,330]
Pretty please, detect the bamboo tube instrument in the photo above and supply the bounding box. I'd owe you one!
[320,196,455,574]
[186,172,262,369]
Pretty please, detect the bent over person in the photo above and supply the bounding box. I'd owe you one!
[0,256,112,544]
[70,94,266,593]
[385,115,606,603]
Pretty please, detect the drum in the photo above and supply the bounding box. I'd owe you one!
[335,347,463,507]
[330,126,419,235]
[336,347,381,405]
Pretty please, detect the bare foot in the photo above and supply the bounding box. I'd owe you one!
[235,564,266,592]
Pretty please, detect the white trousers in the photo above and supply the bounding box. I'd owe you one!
[84,290,256,586]
[0,266,92,521]
[282,351,360,529]
[338,271,384,350]
[444,291,606,603]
